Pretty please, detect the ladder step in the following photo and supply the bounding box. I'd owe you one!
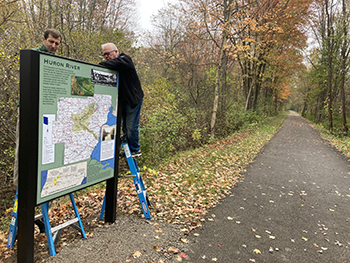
[35,214,43,220]
[50,218,79,233]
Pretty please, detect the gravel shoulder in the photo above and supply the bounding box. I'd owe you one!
[43,216,187,263]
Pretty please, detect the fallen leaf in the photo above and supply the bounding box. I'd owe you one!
[335,241,343,247]
[227,216,234,220]
[181,238,188,244]
[180,252,188,258]
[253,249,261,254]
[302,237,308,241]
[155,229,163,233]
[154,245,162,252]
[168,247,180,254]
[255,235,261,239]
[132,251,142,258]
[176,255,182,261]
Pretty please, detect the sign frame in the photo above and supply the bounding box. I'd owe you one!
[17,50,120,262]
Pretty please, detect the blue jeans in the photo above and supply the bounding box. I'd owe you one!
[122,100,142,152]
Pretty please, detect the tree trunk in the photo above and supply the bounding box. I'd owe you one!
[340,0,348,133]
[326,0,333,131]
[211,65,221,137]
[210,0,232,137]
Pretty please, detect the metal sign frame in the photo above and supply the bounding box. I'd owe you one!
[17,50,120,262]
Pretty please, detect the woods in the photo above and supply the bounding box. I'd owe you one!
[0,0,349,191]
[301,0,349,134]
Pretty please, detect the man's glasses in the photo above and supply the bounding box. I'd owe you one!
[103,50,115,57]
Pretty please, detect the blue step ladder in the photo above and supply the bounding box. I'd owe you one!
[7,189,86,256]
[100,136,151,220]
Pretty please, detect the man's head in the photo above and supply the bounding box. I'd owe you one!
[102,43,119,61]
[43,28,62,54]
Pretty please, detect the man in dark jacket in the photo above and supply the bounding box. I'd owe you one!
[99,43,144,157]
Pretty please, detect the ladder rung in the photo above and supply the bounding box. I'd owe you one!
[50,218,79,233]
[35,214,43,220]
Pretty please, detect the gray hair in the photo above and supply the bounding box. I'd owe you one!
[101,43,118,51]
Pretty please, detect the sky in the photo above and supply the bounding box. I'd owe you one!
[138,0,175,30]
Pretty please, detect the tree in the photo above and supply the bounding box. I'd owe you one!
[339,0,348,133]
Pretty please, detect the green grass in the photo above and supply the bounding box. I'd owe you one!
[312,123,350,159]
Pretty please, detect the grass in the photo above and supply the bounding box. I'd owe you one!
[310,123,350,159]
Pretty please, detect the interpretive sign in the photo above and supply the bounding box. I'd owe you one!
[35,53,118,204]
[17,50,119,262]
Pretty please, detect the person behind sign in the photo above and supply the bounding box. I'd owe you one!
[33,28,62,54]
[13,28,62,186]
[99,43,144,158]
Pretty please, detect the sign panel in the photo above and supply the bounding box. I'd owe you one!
[36,53,118,204]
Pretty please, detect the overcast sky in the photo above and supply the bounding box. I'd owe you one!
[138,0,175,30]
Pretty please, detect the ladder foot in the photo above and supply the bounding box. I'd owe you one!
[34,219,45,233]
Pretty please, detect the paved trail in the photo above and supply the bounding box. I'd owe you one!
[184,112,350,262]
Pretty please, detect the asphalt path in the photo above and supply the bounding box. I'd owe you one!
[184,112,350,262]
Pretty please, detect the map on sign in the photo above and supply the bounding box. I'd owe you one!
[53,95,113,165]
[37,55,118,203]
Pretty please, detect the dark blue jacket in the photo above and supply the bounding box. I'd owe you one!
[99,53,143,108]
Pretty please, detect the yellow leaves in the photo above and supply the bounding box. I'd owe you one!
[253,248,261,254]
[180,238,188,243]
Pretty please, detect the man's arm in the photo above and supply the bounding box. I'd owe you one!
[99,54,135,71]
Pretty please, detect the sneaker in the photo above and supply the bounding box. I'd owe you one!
[131,150,142,157]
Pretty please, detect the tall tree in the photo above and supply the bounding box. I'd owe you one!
[339,0,348,133]
[179,0,236,137]
[325,0,335,130]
